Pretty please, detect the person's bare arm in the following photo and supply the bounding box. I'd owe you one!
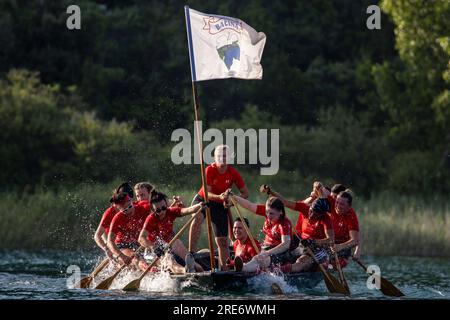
[231,195,258,213]
[138,229,156,249]
[266,188,297,210]
[94,226,114,260]
[263,235,291,255]
[107,232,129,265]
[239,185,249,199]
[180,203,203,216]
[336,230,360,252]
[315,228,335,247]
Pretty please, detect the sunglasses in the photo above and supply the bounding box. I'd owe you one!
[154,206,167,214]
[119,203,133,213]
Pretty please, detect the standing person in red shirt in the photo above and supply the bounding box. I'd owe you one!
[328,190,360,268]
[188,145,249,271]
[94,182,134,260]
[107,191,150,268]
[228,195,293,272]
[138,192,206,274]
[227,217,261,270]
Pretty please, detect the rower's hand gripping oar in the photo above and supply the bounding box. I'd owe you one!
[352,257,404,297]
[122,207,204,292]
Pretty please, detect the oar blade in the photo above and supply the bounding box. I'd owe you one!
[322,271,350,295]
[95,274,116,290]
[380,277,404,297]
[122,278,141,292]
[77,276,93,289]
[271,283,284,295]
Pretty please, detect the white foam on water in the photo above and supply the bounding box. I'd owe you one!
[247,271,298,294]
[140,271,180,292]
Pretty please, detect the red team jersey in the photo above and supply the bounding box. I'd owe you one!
[109,202,150,244]
[198,163,245,202]
[327,197,359,244]
[233,237,261,263]
[99,206,118,235]
[294,201,333,240]
[142,207,182,243]
[255,205,292,247]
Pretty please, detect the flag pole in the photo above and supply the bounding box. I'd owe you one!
[185,5,216,272]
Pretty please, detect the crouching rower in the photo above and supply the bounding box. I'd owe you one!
[107,190,150,269]
[228,196,294,272]
[227,217,261,270]
[138,192,206,274]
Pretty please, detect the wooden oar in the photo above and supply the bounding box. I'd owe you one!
[230,196,284,295]
[77,257,110,288]
[352,257,404,297]
[122,208,202,291]
[303,245,349,295]
[94,246,144,290]
[332,248,350,294]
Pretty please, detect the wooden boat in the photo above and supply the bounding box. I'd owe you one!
[170,270,323,292]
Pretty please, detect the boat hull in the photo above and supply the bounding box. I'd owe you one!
[170,271,323,292]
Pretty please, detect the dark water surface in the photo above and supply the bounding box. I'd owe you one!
[0,251,448,300]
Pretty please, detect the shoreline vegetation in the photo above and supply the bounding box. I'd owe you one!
[1,180,449,257]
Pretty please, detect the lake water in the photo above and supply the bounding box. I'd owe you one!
[0,250,449,300]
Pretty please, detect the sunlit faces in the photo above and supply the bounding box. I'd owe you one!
[152,199,168,218]
[336,195,350,215]
[214,145,230,169]
[135,186,150,202]
[265,206,281,222]
[233,221,248,241]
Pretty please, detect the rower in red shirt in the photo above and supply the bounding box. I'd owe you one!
[260,185,334,273]
[107,191,150,268]
[227,217,261,269]
[138,191,206,274]
[94,182,134,260]
[328,190,360,268]
[188,145,249,271]
[228,195,293,272]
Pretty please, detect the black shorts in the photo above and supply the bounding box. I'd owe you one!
[192,194,229,238]
[262,245,297,266]
[337,248,352,259]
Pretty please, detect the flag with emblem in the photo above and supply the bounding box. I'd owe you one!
[184,6,266,82]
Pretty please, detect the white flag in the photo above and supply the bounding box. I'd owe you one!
[185,6,266,81]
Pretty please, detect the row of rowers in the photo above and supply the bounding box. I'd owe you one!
[94,145,360,274]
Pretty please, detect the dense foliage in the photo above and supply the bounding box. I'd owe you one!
[0,0,448,196]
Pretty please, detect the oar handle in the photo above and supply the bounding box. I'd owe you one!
[352,256,367,272]
[139,208,202,280]
[91,257,110,278]
[230,196,260,254]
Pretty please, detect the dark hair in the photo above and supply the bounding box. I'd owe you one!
[234,217,250,228]
[116,182,134,198]
[324,186,331,192]
[331,184,347,195]
[266,197,286,220]
[109,191,130,204]
[150,191,167,204]
[338,190,353,206]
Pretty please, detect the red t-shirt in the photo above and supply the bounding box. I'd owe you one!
[255,204,292,247]
[294,200,333,240]
[198,163,245,202]
[327,197,359,244]
[110,202,150,244]
[233,237,261,263]
[142,207,182,243]
[99,206,118,235]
